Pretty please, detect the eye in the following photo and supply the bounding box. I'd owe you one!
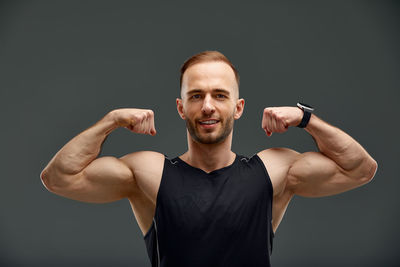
[191,94,201,99]
[216,94,226,99]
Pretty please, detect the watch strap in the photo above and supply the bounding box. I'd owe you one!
[296,109,311,128]
[296,102,313,128]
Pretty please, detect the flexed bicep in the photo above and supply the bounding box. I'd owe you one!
[286,151,372,198]
[51,156,137,203]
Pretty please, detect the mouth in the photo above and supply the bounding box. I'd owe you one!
[198,119,220,128]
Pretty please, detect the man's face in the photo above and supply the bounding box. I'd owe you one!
[177,61,244,144]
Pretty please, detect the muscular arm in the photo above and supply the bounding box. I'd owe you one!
[40,109,157,203]
[287,114,378,197]
[261,106,378,197]
[260,106,378,232]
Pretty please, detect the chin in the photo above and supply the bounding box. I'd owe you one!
[195,137,223,145]
[186,117,234,145]
[191,131,230,145]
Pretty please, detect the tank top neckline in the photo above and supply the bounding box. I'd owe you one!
[174,153,240,175]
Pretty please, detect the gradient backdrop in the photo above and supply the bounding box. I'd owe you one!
[1,1,399,266]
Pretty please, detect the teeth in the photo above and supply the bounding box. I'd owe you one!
[200,120,218,124]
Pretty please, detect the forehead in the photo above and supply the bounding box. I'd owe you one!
[181,61,237,94]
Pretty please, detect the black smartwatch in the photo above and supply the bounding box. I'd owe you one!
[296,102,314,128]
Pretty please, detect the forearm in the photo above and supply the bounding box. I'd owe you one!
[41,111,118,179]
[304,114,377,174]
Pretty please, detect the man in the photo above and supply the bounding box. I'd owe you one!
[40,51,378,267]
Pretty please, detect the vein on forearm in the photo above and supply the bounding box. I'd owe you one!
[52,115,117,175]
[304,114,371,172]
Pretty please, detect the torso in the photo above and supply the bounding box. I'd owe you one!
[125,148,298,236]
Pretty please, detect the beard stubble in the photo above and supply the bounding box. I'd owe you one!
[185,112,235,144]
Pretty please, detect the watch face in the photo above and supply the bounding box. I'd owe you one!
[298,102,313,109]
[297,102,314,111]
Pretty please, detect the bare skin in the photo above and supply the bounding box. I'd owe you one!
[40,61,378,238]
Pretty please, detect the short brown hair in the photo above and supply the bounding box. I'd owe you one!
[180,51,240,90]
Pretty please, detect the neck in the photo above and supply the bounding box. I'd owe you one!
[180,130,236,173]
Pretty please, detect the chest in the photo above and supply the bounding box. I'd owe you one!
[157,165,270,238]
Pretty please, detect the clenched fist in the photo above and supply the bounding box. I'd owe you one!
[261,106,303,136]
[110,108,157,136]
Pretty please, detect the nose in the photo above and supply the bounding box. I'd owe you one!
[201,94,215,115]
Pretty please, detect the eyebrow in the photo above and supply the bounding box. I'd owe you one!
[186,88,231,95]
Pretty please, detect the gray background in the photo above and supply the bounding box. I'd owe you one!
[1,0,399,266]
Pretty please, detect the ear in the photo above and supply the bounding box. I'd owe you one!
[234,98,245,120]
[176,98,186,119]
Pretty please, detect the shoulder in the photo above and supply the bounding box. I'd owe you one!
[119,151,166,197]
[256,147,301,196]
[119,151,165,173]
[116,151,164,204]
[257,147,300,165]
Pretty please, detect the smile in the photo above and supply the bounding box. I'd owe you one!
[199,120,219,125]
[198,119,220,129]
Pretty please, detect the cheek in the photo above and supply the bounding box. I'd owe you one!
[222,103,236,113]
[183,103,200,114]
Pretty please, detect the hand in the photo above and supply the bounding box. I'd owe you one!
[261,106,303,136]
[110,108,157,136]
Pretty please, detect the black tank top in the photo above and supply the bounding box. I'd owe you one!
[143,153,274,267]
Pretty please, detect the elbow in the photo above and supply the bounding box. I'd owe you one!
[40,167,81,194]
[369,160,378,181]
[360,159,378,184]
[40,168,54,192]
[40,168,64,193]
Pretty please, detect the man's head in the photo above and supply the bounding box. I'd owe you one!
[177,51,245,145]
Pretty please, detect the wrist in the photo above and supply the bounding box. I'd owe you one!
[296,102,314,128]
[101,110,120,134]
[294,107,304,127]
